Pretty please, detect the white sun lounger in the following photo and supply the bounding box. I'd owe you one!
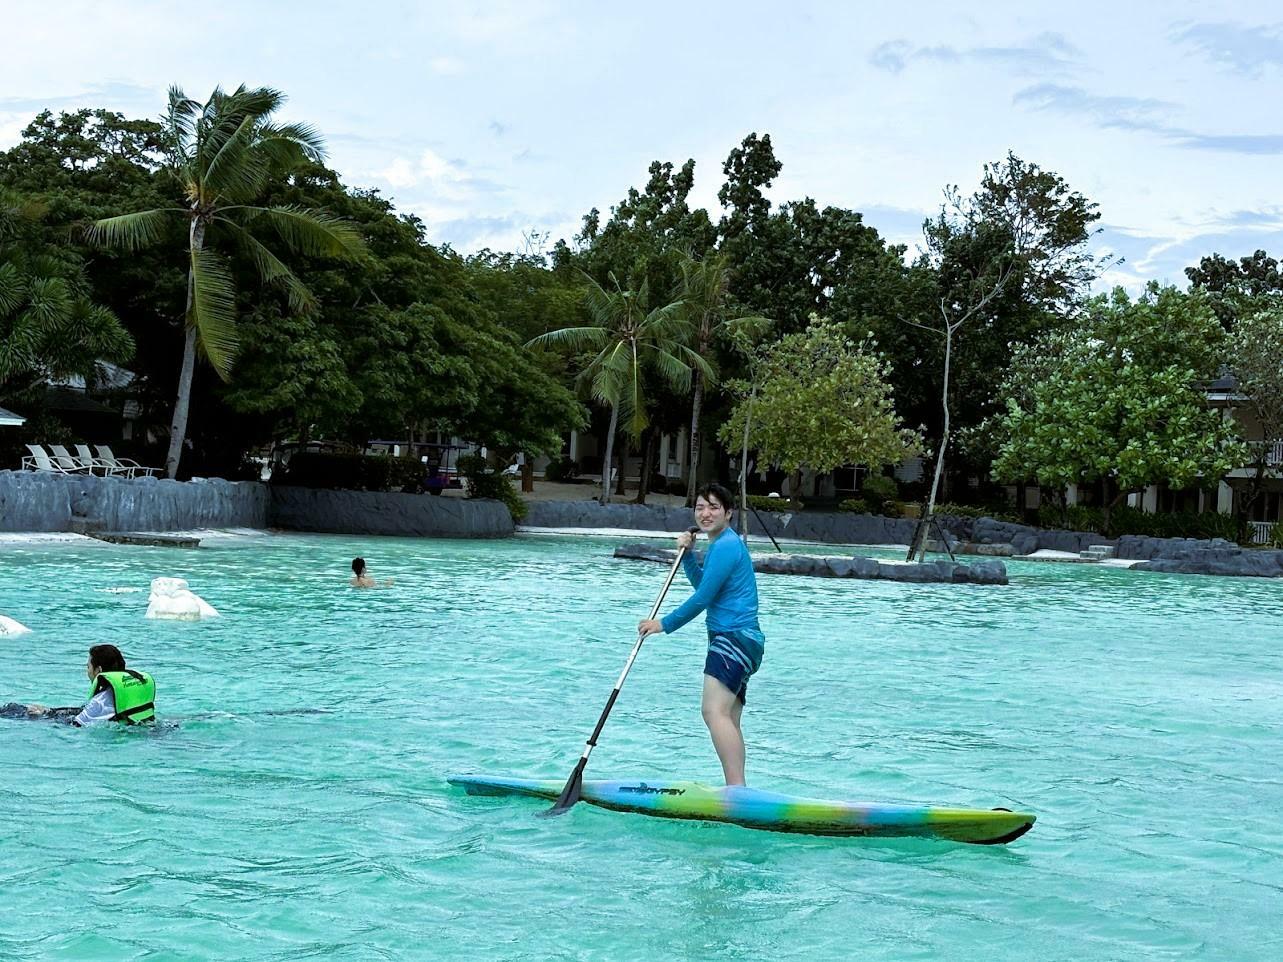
[21,444,93,474]
[76,444,126,477]
[94,445,159,478]
[48,443,107,476]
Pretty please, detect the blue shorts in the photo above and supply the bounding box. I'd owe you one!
[704,627,765,705]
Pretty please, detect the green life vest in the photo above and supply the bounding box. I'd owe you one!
[89,670,156,724]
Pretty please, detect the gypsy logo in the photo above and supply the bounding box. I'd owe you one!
[619,782,686,796]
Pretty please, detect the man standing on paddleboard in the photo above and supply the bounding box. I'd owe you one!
[638,482,764,786]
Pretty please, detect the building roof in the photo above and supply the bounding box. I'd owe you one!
[43,386,119,415]
[0,405,25,427]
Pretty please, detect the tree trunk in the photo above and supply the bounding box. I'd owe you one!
[599,404,619,504]
[634,428,658,504]
[165,217,205,481]
[911,325,953,561]
[686,368,704,507]
[1237,460,1266,544]
[1102,478,1129,536]
[739,386,755,537]
[615,440,628,497]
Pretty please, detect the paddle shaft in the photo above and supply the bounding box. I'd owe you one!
[547,527,698,813]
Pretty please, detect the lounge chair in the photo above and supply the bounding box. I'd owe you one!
[76,444,126,477]
[21,444,92,474]
[95,445,159,478]
[48,443,105,475]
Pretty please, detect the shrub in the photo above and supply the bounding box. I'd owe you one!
[667,478,687,497]
[1271,521,1283,548]
[276,453,427,492]
[648,472,669,494]
[456,453,527,522]
[861,474,898,505]
[747,494,803,512]
[838,498,871,514]
[543,456,578,483]
[1037,502,1241,540]
[935,502,1021,523]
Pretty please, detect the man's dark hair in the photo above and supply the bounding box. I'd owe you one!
[352,557,366,576]
[695,482,736,513]
[89,644,126,673]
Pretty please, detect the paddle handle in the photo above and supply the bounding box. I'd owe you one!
[576,528,697,765]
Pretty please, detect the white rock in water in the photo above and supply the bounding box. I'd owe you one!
[0,615,31,636]
[146,577,220,621]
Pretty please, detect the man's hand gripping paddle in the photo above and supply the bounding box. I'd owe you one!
[542,526,700,816]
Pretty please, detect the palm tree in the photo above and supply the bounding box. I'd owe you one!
[1,188,134,399]
[88,85,364,478]
[528,272,710,503]
[675,252,770,504]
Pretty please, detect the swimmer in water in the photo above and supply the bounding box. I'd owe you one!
[350,557,393,588]
[7,644,156,726]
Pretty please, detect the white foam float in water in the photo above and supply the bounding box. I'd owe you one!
[145,577,219,621]
[98,587,143,594]
[0,615,31,636]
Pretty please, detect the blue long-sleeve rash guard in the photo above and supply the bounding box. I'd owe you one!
[660,528,760,635]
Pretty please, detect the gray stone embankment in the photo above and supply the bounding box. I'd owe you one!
[968,519,1283,578]
[0,470,267,532]
[269,486,513,537]
[614,543,1007,585]
[523,500,926,545]
[1124,538,1283,578]
[967,517,1114,556]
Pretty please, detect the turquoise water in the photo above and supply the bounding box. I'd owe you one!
[1,531,1280,961]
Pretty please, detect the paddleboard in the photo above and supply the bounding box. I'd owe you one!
[448,774,1035,844]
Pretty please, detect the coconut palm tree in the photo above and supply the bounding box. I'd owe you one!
[88,85,364,478]
[1,188,134,399]
[528,272,710,503]
[675,252,770,504]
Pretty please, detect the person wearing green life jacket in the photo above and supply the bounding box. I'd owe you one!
[13,644,155,726]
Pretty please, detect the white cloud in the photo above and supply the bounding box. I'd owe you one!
[429,57,465,75]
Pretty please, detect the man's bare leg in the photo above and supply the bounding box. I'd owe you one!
[702,675,746,786]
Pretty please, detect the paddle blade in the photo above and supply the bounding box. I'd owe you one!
[542,758,587,816]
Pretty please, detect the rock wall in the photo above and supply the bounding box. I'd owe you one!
[613,543,1007,585]
[969,517,1114,555]
[268,487,513,538]
[1126,538,1283,577]
[0,471,267,532]
[523,500,927,545]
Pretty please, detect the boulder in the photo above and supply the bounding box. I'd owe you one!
[145,578,219,621]
[0,615,31,636]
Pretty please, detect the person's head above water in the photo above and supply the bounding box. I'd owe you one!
[87,644,126,679]
[693,482,735,537]
[351,557,367,577]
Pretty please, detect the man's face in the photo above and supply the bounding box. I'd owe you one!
[694,496,731,535]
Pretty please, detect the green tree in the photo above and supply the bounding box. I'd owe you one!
[991,285,1246,534]
[718,319,922,500]
[88,85,364,478]
[1226,307,1283,538]
[554,158,716,298]
[1185,249,1283,329]
[910,154,1101,556]
[0,189,133,405]
[674,251,769,504]
[528,273,709,503]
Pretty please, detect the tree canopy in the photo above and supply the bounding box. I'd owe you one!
[991,285,1245,529]
[719,320,922,486]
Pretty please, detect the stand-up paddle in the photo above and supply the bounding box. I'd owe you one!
[543,526,701,816]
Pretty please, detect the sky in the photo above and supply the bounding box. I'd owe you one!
[3,0,1283,291]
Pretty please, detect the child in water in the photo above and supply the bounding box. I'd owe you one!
[350,557,394,588]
